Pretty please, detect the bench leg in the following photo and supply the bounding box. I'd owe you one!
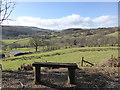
[68,68,75,84]
[34,66,41,84]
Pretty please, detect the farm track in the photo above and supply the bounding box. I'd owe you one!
[2,47,119,62]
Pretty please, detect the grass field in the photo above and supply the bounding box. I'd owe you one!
[106,31,118,38]
[2,47,118,70]
[2,46,44,54]
[2,38,30,45]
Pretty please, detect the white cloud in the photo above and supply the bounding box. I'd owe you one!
[2,14,118,30]
[93,16,117,26]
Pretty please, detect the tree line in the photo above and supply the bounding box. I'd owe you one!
[2,33,118,52]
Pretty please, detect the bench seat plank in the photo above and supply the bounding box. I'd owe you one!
[32,62,78,68]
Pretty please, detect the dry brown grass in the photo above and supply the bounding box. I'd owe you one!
[99,56,119,67]
[2,67,120,89]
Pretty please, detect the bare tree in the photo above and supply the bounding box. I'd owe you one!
[0,0,15,24]
[29,37,42,52]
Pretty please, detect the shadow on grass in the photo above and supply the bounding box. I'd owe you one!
[2,67,119,89]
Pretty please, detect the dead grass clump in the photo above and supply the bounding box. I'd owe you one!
[99,56,120,67]
[18,64,33,71]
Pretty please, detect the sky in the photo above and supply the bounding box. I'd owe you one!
[2,2,118,30]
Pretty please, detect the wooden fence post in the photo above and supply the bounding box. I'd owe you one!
[81,57,84,66]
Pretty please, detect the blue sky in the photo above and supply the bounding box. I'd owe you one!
[10,2,117,19]
[3,2,118,30]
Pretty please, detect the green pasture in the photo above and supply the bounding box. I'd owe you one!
[2,39,18,44]
[2,47,118,70]
[2,46,118,60]
[2,38,30,45]
[106,32,118,38]
[2,46,45,54]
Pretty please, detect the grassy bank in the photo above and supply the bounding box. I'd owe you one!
[2,47,118,70]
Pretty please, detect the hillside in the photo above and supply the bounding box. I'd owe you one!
[2,25,118,39]
[2,26,118,54]
[2,47,118,70]
[106,32,118,38]
[61,27,118,36]
[2,25,54,39]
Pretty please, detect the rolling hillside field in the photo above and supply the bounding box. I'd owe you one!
[2,47,118,70]
[1,26,119,89]
[1,26,119,71]
[106,31,118,38]
[2,38,30,45]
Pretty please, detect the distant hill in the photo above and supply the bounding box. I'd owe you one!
[2,25,118,39]
[61,27,118,36]
[2,25,54,39]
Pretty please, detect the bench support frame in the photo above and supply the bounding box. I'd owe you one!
[33,62,77,85]
[35,66,41,84]
[68,68,75,84]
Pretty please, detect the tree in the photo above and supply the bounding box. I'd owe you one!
[73,39,77,46]
[0,0,15,24]
[29,37,42,52]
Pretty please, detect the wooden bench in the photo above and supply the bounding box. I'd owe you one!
[32,62,78,84]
